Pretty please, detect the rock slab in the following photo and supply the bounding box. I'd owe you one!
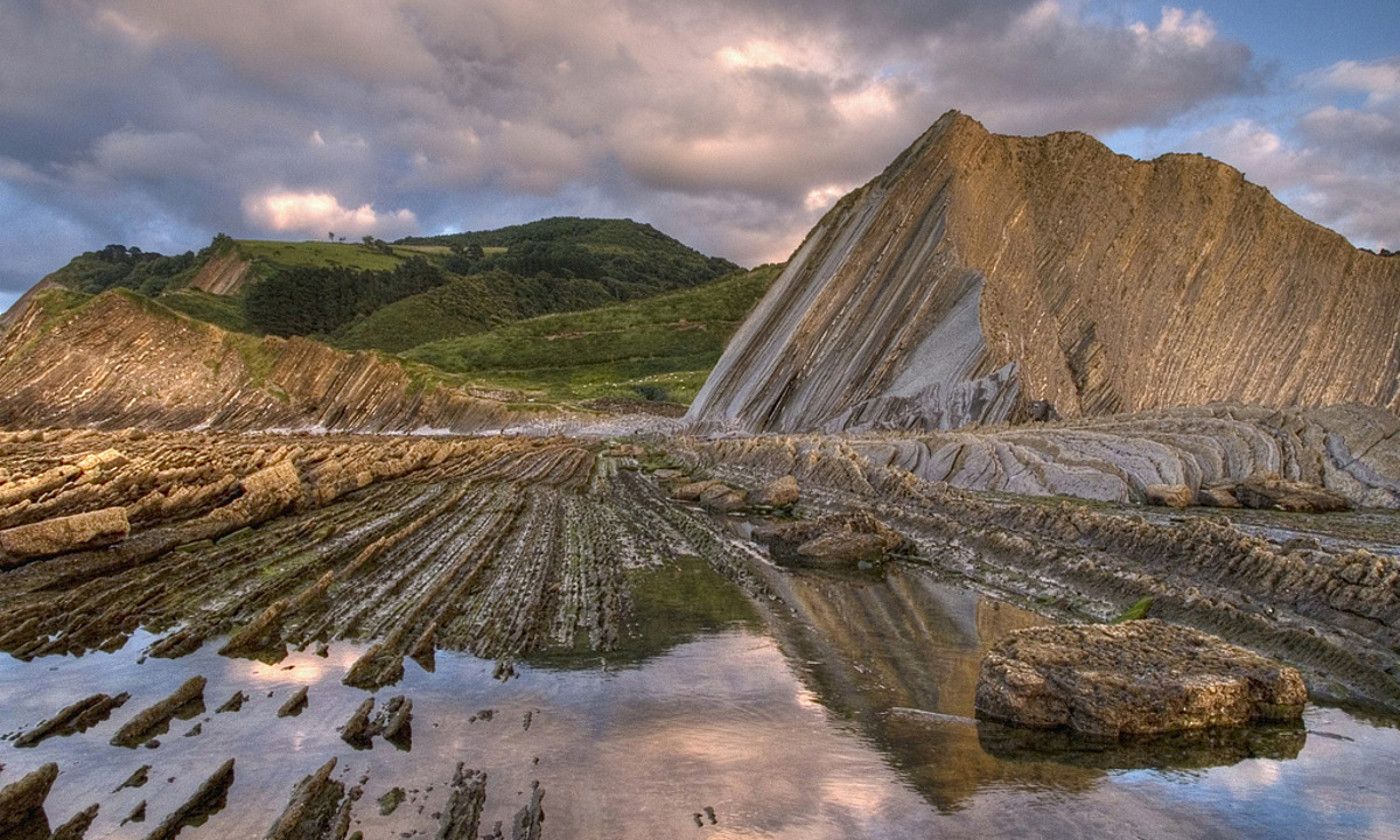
[974,620,1306,738]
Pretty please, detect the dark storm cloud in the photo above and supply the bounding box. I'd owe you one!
[0,0,1276,303]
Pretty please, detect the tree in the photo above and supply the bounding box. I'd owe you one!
[328,231,335,242]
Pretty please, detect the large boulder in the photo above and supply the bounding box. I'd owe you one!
[0,507,130,560]
[1230,474,1351,513]
[748,475,799,508]
[1144,484,1193,509]
[756,511,912,568]
[975,620,1306,738]
[1196,484,1242,508]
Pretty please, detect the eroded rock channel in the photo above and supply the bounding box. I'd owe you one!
[1,428,1398,838]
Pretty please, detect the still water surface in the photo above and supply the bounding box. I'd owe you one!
[1,567,1397,839]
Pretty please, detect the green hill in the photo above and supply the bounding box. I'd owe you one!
[33,218,742,356]
[404,264,779,404]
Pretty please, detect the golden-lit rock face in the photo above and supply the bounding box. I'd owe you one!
[0,290,516,433]
[688,111,1400,433]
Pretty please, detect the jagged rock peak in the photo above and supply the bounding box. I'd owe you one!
[688,110,1400,433]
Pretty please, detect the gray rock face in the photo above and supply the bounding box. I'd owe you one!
[975,620,1307,738]
[687,111,1400,433]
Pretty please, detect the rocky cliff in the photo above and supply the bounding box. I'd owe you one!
[688,111,1400,432]
[0,289,518,433]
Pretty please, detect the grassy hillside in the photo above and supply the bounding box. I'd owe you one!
[33,218,742,358]
[405,264,779,404]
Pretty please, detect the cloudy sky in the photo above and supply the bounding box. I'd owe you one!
[1,0,1397,310]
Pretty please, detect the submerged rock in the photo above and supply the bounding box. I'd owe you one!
[975,621,1306,738]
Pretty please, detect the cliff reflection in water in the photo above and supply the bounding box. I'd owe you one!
[768,562,1306,812]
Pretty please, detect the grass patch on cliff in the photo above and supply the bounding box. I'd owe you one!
[403,264,778,404]
[160,288,251,332]
[234,240,410,272]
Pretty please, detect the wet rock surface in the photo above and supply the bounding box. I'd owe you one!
[0,425,1398,837]
[0,762,58,840]
[975,621,1307,737]
[110,676,206,747]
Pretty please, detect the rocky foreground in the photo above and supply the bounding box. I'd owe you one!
[0,425,1395,716]
[0,423,1396,835]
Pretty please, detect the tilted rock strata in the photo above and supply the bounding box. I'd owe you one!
[188,250,253,296]
[974,620,1306,737]
[667,420,1400,712]
[688,403,1400,509]
[688,111,1400,432]
[0,431,775,684]
[0,290,517,433]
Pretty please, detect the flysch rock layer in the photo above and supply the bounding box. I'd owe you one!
[685,403,1400,509]
[0,289,517,434]
[687,111,1400,433]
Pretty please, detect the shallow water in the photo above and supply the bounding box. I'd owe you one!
[2,566,1398,839]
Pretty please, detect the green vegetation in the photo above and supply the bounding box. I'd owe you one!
[245,258,447,337]
[1111,597,1154,623]
[42,243,204,297]
[234,239,410,272]
[159,288,251,332]
[405,264,778,403]
[22,217,768,409]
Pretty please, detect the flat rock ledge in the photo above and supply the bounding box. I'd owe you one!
[974,620,1307,738]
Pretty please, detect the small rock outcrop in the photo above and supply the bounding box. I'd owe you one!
[1230,473,1352,513]
[975,620,1307,738]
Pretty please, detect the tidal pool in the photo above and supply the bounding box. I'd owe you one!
[2,563,1397,839]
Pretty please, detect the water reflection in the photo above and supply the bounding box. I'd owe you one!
[0,563,1398,839]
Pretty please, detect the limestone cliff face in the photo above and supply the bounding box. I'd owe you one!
[688,111,1400,432]
[0,290,517,433]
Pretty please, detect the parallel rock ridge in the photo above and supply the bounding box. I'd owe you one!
[688,110,1400,433]
[0,289,516,433]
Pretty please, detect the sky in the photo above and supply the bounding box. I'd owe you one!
[1,1,1397,311]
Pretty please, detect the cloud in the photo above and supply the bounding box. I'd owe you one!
[243,190,418,238]
[0,0,1284,286]
[1195,116,1400,249]
[1306,56,1400,105]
